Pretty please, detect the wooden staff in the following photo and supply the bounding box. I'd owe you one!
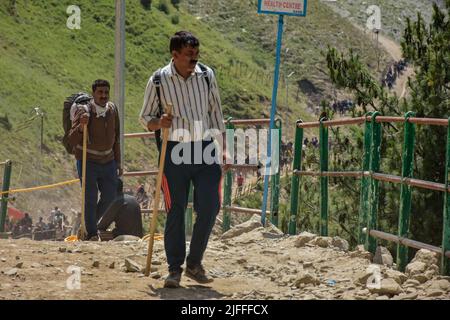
[145,104,172,276]
[79,124,88,241]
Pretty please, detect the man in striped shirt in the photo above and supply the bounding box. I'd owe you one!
[139,31,226,288]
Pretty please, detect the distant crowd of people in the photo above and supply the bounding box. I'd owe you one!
[4,206,71,240]
[381,59,408,90]
[330,100,354,115]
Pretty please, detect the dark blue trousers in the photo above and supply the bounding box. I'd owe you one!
[77,160,118,238]
[162,140,222,273]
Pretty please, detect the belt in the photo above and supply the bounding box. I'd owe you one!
[76,145,113,156]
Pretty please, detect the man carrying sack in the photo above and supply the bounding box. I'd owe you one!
[69,79,122,241]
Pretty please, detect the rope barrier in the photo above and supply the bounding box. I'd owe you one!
[0,179,79,195]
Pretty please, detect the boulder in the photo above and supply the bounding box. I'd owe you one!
[309,236,333,248]
[384,269,407,285]
[405,261,427,276]
[332,237,349,252]
[294,272,320,287]
[294,232,317,248]
[124,258,142,273]
[368,278,402,296]
[221,214,262,239]
[411,249,438,267]
[373,246,393,267]
[349,245,372,260]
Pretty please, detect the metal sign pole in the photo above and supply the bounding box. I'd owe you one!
[115,0,125,167]
[261,14,284,226]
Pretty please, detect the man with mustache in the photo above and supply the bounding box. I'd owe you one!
[139,31,226,288]
[68,79,122,241]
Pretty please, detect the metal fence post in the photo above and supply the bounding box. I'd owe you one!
[222,118,234,232]
[319,117,329,236]
[397,111,416,272]
[442,117,450,275]
[0,160,12,233]
[270,119,282,227]
[358,112,373,244]
[289,120,303,235]
[366,112,382,254]
[185,182,193,237]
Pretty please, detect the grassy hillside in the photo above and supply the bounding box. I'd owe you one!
[0,0,394,217]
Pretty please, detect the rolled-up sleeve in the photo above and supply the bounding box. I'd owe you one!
[208,71,225,133]
[139,74,160,130]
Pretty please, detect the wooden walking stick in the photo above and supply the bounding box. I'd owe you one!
[145,104,172,276]
[79,123,88,241]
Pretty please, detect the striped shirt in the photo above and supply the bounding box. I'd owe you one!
[139,60,225,142]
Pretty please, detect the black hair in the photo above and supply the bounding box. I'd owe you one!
[92,79,110,92]
[169,31,200,53]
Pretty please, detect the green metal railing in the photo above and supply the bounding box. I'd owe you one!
[289,113,450,275]
[0,160,12,233]
[221,118,281,232]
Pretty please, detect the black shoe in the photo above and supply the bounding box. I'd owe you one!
[164,271,182,288]
[185,264,213,284]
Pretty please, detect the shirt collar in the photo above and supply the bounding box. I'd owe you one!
[169,59,203,78]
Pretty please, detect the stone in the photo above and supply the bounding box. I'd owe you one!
[411,249,439,267]
[15,262,23,269]
[5,268,18,276]
[426,290,443,297]
[92,260,100,268]
[373,246,393,267]
[15,256,20,260]
[412,273,430,284]
[349,245,372,260]
[427,279,450,292]
[355,268,374,285]
[375,295,390,300]
[236,258,247,264]
[403,279,421,288]
[294,273,320,287]
[405,261,427,276]
[294,232,317,248]
[368,278,402,296]
[109,262,115,269]
[150,272,161,279]
[221,214,262,239]
[384,269,407,285]
[310,237,332,248]
[332,237,349,251]
[1,258,6,262]
[124,258,142,273]
[58,247,66,253]
[30,263,42,268]
[392,292,418,300]
[113,235,141,242]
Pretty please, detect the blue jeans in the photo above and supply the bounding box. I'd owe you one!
[76,160,118,238]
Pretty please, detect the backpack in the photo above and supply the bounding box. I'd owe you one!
[153,63,211,151]
[62,92,92,154]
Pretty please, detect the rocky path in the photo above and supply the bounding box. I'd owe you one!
[0,215,449,300]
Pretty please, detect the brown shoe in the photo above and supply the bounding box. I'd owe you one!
[185,265,213,284]
[164,271,182,288]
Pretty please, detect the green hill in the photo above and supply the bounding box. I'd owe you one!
[0,0,400,216]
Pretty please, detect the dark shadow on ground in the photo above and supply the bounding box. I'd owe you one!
[146,284,225,300]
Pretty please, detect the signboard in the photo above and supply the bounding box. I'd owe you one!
[258,0,308,17]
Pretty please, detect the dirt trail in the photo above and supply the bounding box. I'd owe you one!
[0,217,448,300]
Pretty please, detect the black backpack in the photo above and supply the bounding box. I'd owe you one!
[153,63,210,151]
[62,92,92,154]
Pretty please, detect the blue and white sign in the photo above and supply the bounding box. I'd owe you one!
[258,0,308,17]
